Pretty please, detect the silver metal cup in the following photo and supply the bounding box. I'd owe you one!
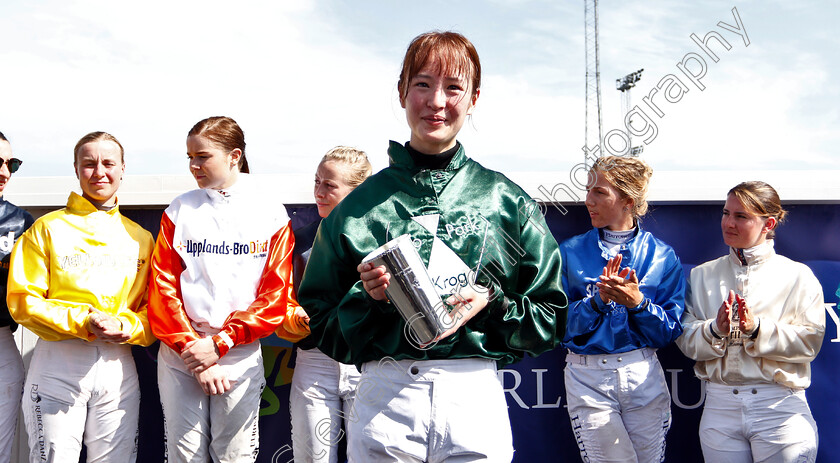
[362,234,452,345]
[728,298,743,345]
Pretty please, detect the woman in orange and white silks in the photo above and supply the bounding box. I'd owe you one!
[676,181,825,463]
[289,146,372,463]
[8,131,155,463]
[148,116,309,463]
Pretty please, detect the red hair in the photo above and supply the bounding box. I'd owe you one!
[398,31,481,104]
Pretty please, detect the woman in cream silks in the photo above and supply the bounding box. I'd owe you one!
[8,131,155,462]
[560,155,685,463]
[677,181,825,463]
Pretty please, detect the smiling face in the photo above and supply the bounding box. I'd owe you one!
[0,140,13,196]
[186,134,240,190]
[585,170,635,231]
[721,193,774,249]
[313,160,354,218]
[401,61,479,155]
[74,139,125,209]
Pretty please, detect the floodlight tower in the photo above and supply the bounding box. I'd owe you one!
[616,68,644,156]
[584,0,602,167]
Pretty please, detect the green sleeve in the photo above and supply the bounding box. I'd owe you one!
[469,195,568,358]
[297,221,357,364]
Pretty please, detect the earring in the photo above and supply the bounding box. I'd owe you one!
[623,206,629,212]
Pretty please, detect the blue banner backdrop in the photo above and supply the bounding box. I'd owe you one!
[120,201,840,463]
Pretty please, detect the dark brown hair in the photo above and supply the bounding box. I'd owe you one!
[728,181,787,239]
[188,116,249,173]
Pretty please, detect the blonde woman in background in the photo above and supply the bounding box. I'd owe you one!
[560,156,685,463]
[677,181,824,463]
[290,146,372,462]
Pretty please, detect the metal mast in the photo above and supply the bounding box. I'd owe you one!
[584,0,603,167]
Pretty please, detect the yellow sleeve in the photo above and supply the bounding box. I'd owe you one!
[113,229,156,347]
[7,226,94,341]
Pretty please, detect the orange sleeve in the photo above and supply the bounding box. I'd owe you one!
[148,213,199,353]
[212,220,310,357]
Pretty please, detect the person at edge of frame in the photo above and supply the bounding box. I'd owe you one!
[676,181,825,463]
[298,30,568,462]
[0,130,34,463]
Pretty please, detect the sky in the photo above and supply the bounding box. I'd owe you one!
[0,0,837,179]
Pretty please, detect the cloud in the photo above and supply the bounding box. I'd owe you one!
[0,0,401,175]
[0,0,836,180]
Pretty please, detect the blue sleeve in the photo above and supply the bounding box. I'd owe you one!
[627,250,685,347]
[561,243,610,346]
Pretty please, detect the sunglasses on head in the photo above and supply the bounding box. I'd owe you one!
[1,158,22,174]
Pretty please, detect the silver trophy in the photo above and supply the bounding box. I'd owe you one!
[728,297,743,345]
[363,234,453,345]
